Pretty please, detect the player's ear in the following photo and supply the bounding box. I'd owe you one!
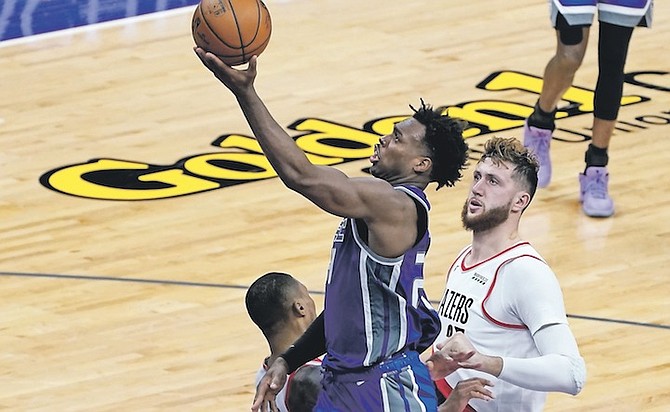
[414,156,432,173]
[292,301,306,317]
[512,191,531,213]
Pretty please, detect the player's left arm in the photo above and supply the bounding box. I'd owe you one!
[497,323,586,394]
[495,258,586,395]
[194,50,407,222]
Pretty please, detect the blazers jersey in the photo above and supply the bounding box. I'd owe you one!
[323,184,441,371]
[435,242,569,412]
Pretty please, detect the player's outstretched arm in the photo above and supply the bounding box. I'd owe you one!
[193,50,320,194]
[498,323,586,395]
[193,49,400,223]
[495,259,586,394]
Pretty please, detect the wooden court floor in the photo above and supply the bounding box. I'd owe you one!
[0,0,669,410]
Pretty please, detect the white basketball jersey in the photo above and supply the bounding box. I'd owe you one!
[435,241,568,412]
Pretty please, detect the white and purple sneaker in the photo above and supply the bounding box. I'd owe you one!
[579,166,615,217]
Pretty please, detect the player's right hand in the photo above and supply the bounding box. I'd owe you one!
[425,332,479,380]
[193,47,258,96]
[251,357,289,412]
[437,377,494,412]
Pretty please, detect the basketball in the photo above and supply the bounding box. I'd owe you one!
[191,0,272,66]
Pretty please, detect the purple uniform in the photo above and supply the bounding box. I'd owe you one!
[551,0,653,27]
[315,184,440,411]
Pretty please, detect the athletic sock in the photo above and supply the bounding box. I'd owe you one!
[585,144,609,169]
[527,100,557,130]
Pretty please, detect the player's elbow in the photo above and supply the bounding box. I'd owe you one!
[283,173,314,195]
[270,155,317,192]
[284,177,336,211]
[567,355,587,395]
[278,165,312,193]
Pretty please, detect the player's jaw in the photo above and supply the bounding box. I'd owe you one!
[370,142,392,179]
[369,137,415,183]
[461,196,511,232]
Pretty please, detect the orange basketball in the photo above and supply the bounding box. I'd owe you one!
[192,0,272,66]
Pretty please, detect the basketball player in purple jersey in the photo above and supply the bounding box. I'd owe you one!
[523,0,654,217]
[194,50,469,411]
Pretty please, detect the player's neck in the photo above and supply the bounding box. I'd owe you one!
[469,224,521,264]
[385,175,429,190]
[267,336,292,364]
[267,326,305,364]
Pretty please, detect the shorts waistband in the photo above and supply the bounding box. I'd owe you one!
[322,351,420,382]
[376,350,419,372]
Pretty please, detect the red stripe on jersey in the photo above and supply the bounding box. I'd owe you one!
[447,246,471,281]
[460,242,531,271]
[481,254,545,329]
[283,368,301,411]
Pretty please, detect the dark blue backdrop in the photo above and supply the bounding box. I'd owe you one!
[0,0,199,42]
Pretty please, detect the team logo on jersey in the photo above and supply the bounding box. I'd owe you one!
[333,219,347,243]
[39,70,668,201]
[437,288,472,338]
[471,272,488,285]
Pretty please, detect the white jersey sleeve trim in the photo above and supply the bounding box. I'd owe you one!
[482,255,568,333]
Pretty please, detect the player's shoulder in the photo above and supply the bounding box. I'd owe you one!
[363,181,428,217]
[353,177,413,204]
[352,175,394,190]
[500,243,554,277]
[394,184,429,203]
[499,252,564,300]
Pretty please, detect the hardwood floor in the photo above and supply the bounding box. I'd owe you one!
[0,0,668,410]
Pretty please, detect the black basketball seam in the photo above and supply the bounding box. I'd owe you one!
[194,2,209,46]
[215,36,268,64]
[199,1,244,50]
[228,0,246,58]
[248,0,263,62]
[229,0,263,63]
[244,34,270,56]
[197,0,268,64]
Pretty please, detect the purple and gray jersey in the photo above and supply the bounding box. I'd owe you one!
[322,184,441,372]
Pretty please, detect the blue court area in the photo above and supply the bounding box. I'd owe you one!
[0,0,199,41]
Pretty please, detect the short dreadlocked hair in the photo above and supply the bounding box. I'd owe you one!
[480,137,540,202]
[410,100,469,190]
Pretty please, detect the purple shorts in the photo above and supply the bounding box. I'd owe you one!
[551,0,653,27]
[314,351,437,412]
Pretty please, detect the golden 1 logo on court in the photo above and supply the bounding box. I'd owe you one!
[40,70,669,201]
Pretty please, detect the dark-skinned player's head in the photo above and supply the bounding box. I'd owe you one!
[411,99,470,190]
[245,272,314,339]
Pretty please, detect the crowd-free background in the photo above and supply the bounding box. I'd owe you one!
[1,0,668,410]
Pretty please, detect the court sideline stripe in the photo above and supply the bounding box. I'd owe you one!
[1,270,668,331]
[0,270,249,290]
